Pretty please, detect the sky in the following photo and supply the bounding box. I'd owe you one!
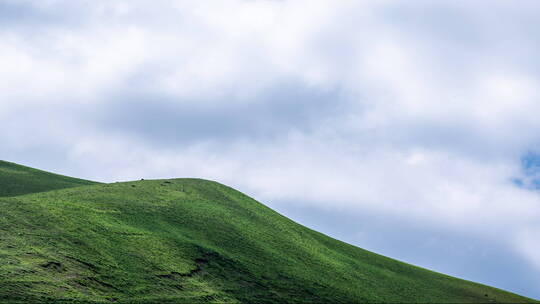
[1,0,540,299]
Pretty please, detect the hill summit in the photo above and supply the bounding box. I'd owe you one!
[0,160,536,303]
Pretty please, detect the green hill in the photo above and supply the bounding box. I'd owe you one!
[0,160,98,197]
[0,163,536,303]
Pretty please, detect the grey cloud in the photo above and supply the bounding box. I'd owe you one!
[381,2,485,46]
[93,84,344,146]
[380,1,540,73]
[0,1,86,29]
[0,2,53,25]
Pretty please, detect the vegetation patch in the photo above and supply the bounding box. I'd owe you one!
[0,161,536,303]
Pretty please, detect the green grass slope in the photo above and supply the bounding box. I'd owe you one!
[0,160,98,197]
[0,170,536,303]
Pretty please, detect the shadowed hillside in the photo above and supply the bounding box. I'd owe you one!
[0,160,98,197]
[0,163,536,303]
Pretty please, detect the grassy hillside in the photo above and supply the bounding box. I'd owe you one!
[0,166,536,303]
[0,160,98,197]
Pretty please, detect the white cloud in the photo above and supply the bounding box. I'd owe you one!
[517,226,540,270]
[2,0,540,296]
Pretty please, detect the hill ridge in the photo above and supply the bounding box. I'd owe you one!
[0,160,98,197]
[0,162,536,303]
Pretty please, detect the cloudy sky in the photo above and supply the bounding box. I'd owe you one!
[2,0,540,298]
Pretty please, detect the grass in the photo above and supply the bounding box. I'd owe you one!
[0,160,98,197]
[0,161,537,303]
